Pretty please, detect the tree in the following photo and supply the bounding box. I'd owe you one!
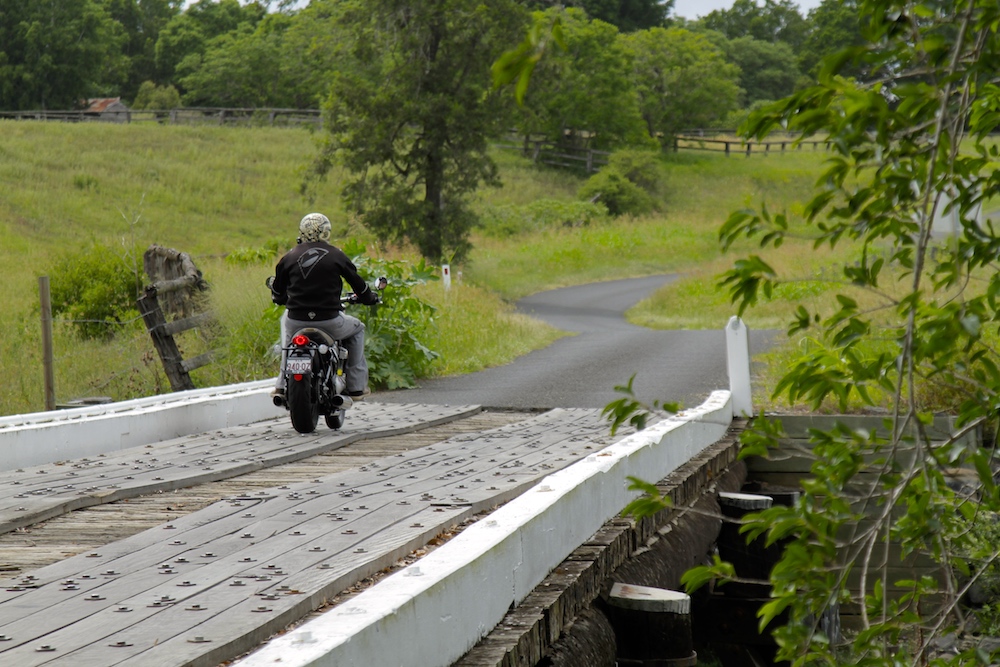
[723,36,800,107]
[0,0,126,110]
[696,1,1000,664]
[516,8,650,150]
[103,0,181,103]
[131,79,181,108]
[177,15,293,107]
[273,0,354,107]
[315,0,528,263]
[579,0,673,32]
[520,0,674,32]
[797,0,866,82]
[174,0,351,108]
[701,0,807,51]
[153,0,264,89]
[626,27,740,141]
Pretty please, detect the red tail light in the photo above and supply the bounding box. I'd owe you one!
[292,334,309,346]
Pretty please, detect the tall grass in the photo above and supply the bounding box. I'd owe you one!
[416,282,566,376]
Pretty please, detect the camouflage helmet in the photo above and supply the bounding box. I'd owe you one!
[298,212,331,243]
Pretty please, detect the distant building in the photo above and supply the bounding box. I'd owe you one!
[83,97,130,123]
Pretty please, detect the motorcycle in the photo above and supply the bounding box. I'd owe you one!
[265,276,387,434]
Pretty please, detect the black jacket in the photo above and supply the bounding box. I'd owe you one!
[271,241,376,320]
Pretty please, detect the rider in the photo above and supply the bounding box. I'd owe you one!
[269,212,379,400]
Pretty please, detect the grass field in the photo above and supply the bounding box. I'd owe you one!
[0,121,833,416]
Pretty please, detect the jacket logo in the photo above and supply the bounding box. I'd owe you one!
[297,248,329,279]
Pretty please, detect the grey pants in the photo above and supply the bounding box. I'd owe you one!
[276,312,368,394]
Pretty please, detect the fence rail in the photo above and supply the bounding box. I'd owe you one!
[0,107,322,128]
[1,108,824,159]
[494,139,611,173]
[496,132,826,169]
[673,134,828,156]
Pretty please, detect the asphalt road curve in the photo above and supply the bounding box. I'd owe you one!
[373,275,777,411]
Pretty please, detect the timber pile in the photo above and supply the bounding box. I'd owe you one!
[742,414,979,627]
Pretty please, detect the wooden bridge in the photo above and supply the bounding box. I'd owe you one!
[0,381,741,667]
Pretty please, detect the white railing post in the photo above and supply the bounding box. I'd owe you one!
[726,316,754,417]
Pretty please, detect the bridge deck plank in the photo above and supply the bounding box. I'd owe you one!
[0,407,624,667]
[0,403,479,534]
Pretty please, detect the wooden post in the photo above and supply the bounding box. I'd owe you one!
[724,141,730,157]
[38,276,56,411]
[606,583,696,666]
[138,287,195,391]
[716,492,776,584]
[726,316,753,417]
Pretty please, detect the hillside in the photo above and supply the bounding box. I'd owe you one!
[0,121,831,415]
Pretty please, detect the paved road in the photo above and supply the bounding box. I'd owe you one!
[373,275,777,411]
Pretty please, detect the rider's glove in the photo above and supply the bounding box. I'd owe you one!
[358,286,380,306]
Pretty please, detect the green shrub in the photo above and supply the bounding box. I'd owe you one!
[131,81,182,110]
[48,244,143,340]
[478,199,609,237]
[605,149,662,193]
[578,149,661,216]
[578,169,655,216]
[226,239,287,266]
[345,242,440,389]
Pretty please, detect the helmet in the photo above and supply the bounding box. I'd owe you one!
[298,213,331,243]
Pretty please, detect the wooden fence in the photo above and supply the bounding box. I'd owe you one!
[673,133,828,156]
[494,138,611,173]
[496,130,827,171]
[137,245,216,392]
[0,107,322,129]
[2,107,824,160]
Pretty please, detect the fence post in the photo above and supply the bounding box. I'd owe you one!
[38,277,56,411]
[138,287,196,392]
[726,316,753,417]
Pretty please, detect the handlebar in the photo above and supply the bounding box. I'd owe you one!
[342,275,388,305]
[267,275,387,305]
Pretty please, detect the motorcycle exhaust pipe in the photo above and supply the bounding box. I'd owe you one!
[332,395,354,410]
[272,395,285,407]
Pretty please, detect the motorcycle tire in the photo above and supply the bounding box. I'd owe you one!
[287,376,319,434]
[325,409,345,430]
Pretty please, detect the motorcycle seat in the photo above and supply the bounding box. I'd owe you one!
[290,327,338,347]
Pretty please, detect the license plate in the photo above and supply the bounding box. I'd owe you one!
[286,357,311,373]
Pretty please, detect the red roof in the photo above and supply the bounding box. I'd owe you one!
[85,98,124,112]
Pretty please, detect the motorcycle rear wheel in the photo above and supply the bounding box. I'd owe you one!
[287,377,319,433]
